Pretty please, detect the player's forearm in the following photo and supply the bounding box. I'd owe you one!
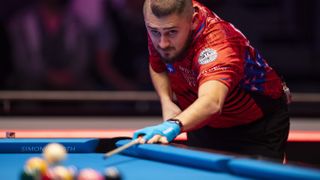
[174,80,228,132]
[149,64,173,103]
[175,96,222,131]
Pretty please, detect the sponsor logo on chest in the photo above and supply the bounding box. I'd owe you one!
[178,66,197,87]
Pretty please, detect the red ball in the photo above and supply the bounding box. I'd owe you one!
[78,168,104,180]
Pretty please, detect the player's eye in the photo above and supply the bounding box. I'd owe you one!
[168,30,178,37]
[150,30,161,37]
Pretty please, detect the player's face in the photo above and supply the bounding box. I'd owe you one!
[145,12,194,63]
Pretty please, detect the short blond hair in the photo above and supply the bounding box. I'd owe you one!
[144,0,193,19]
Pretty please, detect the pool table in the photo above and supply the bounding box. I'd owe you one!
[0,138,319,180]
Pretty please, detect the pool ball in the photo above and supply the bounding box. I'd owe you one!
[42,143,67,165]
[23,157,48,179]
[104,167,122,180]
[50,166,74,180]
[42,166,76,180]
[24,157,47,174]
[78,168,104,180]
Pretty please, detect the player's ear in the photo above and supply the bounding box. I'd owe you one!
[191,11,199,30]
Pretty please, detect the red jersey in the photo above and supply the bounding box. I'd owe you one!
[148,1,284,128]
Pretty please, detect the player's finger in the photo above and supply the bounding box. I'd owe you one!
[159,136,169,144]
[140,133,154,144]
[138,136,146,144]
[139,137,147,144]
[147,134,162,144]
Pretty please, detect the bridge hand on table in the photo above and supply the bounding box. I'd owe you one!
[133,121,181,144]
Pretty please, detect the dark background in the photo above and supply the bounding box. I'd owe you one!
[0,0,319,167]
[0,0,319,116]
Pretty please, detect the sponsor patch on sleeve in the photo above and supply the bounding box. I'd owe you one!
[198,48,218,65]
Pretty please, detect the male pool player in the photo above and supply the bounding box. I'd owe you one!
[133,0,290,160]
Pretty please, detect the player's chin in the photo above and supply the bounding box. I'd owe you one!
[160,54,177,63]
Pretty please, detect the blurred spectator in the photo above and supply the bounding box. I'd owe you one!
[71,0,105,31]
[0,22,12,89]
[7,0,96,90]
[0,0,36,89]
[315,1,320,66]
[93,1,135,90]
[104,0,153,90]
[71,0,137,90]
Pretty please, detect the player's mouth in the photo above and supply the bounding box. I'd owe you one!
[160,48,174,55]
[161,51,174,60]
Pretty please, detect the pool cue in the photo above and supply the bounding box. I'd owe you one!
[104,138,140,159]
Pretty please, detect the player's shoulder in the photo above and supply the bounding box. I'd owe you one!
[190,21,229,64]
[192,18,248,58]
[205,20,247,45]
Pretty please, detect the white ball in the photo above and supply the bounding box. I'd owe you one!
[42,143,67,165]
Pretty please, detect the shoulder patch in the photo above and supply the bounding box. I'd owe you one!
[198,48,218,65]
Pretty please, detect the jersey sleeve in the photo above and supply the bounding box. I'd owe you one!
[195,43,246,91]
[147,36,166,73]
[194,21,250,91]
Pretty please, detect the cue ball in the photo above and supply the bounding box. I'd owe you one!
[42,143,67,165]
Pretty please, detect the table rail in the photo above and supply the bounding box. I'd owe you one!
[0,90,319,102]
[0,91,319,115]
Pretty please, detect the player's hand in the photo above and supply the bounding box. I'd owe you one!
[133,121,181,144]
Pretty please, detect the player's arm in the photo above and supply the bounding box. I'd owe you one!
[149,64,182,120]
[174,80,228,131]
[133,79,229,143]
[149,63,172,104]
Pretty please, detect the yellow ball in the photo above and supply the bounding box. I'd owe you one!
[24,157,48,175]
[42,143,67,165]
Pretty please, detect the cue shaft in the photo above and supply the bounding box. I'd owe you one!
[104,139,140,158]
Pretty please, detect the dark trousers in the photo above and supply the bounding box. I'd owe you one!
[187,94,290,161]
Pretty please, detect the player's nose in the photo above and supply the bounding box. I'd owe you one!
[158,36,170,49]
